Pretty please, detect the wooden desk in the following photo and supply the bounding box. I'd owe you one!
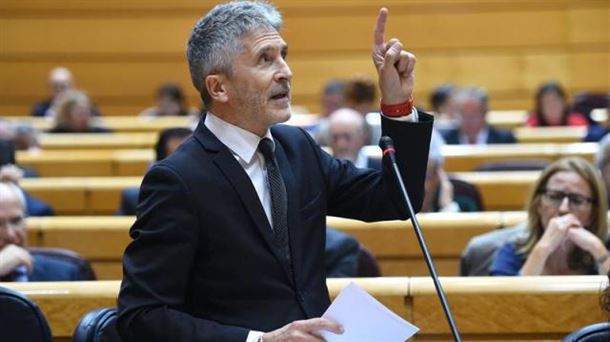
[514,126,588,143]
[17,150,152,177]
[452,171,539,211]
[25,213,508,279]
[37,132,158,150]
[19,171,539,216]
[364,142,598,172]
[409,276,608,340]
[21,177,142,215]
[3,276,605,342]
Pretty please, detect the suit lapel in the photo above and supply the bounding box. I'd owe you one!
[194,120,295,283]
[275,141,302,285]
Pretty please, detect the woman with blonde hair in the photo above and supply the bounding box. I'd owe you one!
[49,90,110,133]
[491,157,609,275]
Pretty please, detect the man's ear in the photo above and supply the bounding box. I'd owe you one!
[205,74,229,103]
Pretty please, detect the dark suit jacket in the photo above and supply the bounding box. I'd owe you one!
[24,192,55,217]
[442,126,516,144]
[0,254,82,282]
[324,228,359,278]
[366,156,382,171]
[117,113,432,341]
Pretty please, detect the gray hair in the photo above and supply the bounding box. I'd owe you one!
[597,133,610,168]
[186,1,282,109]
[0,181,27,213]
[455,87,489,113]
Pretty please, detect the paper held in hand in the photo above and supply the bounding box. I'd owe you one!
[319,282,419,341]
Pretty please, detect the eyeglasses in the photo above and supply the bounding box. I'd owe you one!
[539,189,594,210]
[0,216,24,229]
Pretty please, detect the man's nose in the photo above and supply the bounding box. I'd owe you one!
[4,226,20,244]
[276,58,293,82]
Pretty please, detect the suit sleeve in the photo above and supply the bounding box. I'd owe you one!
[321,112,433,221]
[117,164,249,342]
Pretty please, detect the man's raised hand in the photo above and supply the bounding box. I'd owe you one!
[372,8,416,105]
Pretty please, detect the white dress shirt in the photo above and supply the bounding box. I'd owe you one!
[204,112,275,227]
[204,109,418,342]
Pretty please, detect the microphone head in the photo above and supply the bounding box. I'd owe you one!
[379,136,394,151]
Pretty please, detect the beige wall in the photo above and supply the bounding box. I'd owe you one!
[1,0,608,116]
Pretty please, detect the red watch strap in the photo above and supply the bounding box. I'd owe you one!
[380,97,414,117]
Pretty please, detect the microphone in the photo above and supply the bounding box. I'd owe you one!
[379,136,462,342]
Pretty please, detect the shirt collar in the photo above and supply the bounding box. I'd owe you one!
[204,112,274,164]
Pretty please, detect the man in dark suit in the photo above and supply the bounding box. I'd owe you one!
[441,87,516,145]
[327,107,382,170]
[118,2,432,341]
[0,181,78,281]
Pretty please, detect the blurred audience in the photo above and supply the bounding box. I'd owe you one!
[429,84,459,129]
[140,83,198,117]
[320,80,345,117]
[327,108,379,170]
[48,90,110,133]
[421,130,458,212]
[344,75,378,116]
[0,119,40,152]
[596,133,610,205]
[0,181,83,281]
[490,157,609,276]
[584,92,610,142]
[441,87,516,145]
[31,67,75,117]
[525,81,588,127]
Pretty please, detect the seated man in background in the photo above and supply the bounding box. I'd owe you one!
[429,83,459,130]
[320,79,345,118]
[31,67,104,118]
[327,107,380,170]
[0,181,86,281]
[0,140,54,216]
[441,87,516,145]
[31,67,74,117]
[139,83,199,117]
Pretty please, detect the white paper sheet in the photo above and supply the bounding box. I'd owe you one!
[319,282,419,342]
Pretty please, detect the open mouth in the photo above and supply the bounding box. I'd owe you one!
[270,91,289,100]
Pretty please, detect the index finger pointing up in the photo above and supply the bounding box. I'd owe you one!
[373,8,388,49]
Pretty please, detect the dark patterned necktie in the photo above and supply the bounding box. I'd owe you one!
[258,138,293,275]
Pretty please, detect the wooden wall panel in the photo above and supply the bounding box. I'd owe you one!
[1,0,608,116]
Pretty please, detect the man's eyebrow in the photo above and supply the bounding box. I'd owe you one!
[255,43,288,55]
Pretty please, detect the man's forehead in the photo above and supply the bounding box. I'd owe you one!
[245,29,286,49]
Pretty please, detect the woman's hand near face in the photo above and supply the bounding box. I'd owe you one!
[521,214,581,275]
[567,228,608,259]
[536,214,581,256]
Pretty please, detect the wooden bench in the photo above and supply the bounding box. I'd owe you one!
[3,276,606,341]
[2,113,318,134]
[16,142,599,177]
[17,150,152,177]
[19,171,541,215]
[25,212,523,279]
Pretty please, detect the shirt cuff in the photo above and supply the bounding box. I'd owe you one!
[381,107,419,122]
[246,330,264,342]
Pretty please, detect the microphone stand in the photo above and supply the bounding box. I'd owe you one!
[379,136,462,342]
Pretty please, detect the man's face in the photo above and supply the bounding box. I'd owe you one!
[0,195,26,250]
[458,99,485,138]
[329,121,366,162]
[223,29,292,135]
